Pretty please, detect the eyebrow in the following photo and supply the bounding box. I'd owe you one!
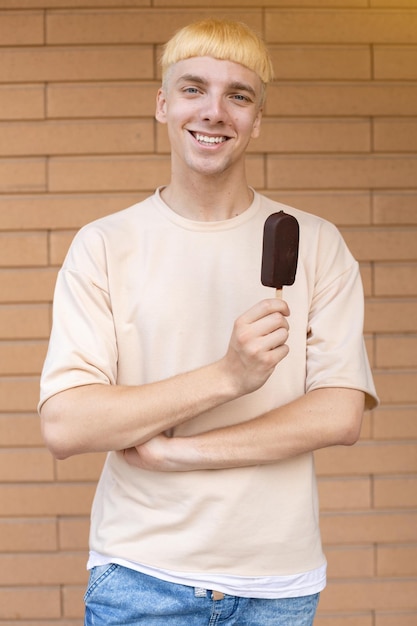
[176,73,257,98]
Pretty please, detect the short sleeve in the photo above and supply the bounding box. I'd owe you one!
[39,228,118,410]
[305,222,378,411]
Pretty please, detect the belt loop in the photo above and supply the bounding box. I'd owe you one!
[194,587,207,598]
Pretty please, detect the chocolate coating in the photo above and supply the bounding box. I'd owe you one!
[261,211,299,289]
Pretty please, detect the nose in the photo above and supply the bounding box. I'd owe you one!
[201,94,228,125]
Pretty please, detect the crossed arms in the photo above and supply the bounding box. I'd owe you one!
[40,298,365,469]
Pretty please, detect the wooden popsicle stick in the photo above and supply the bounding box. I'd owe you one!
[275,288,283,299]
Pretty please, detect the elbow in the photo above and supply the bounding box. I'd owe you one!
[41,422,72,460]
[339,419,362,447]
[337,403,364,447]
[311,388,365,449]
[40,398,76,460]
[327,388,365,447]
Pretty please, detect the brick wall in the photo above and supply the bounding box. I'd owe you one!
[0,1,416,624]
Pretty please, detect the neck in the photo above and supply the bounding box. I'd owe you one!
[160,170,254,222]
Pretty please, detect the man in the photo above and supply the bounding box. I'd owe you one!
[39,19,378,626]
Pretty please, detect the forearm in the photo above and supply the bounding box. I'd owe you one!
[40,359,237,459]
[194,388,364,468]
[125,388,365,471]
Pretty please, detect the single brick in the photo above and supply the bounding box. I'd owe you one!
[374,263,417,297]
[0,193,142,230]
[0,46,153,83]
[48,155,172,192]
[0,518,57,553]
[365,299,417,333]
[0,414,44,447]
[374,46,417,80]
[373,192,417,225]
[341,228,417,262]
[325,545,374,579]
[373,407,417,440]
[373,371,417,404]
[270,45,371,80]
[250,118,370,153]
[0,483,96,516]
[265,9,417,44]
[0,340,48,376]
[0,268,57,303]
[0,232,48,267]
[319,578,417,611]
[318,477,372,511]
[0,304,50,340]
[266,155,417,190]
[47,82,158,119]
[375,611,417,626]
[376,334,417,368]
[0,552,88,586]
[374,118,417,152]
[316,441,417,476]
[0,85,44,121]
[321,511,417,544]
[374,476,417,509]
[0,377,40,412]
[0,448,53,483]
[0,587,61,620]
[0,158,46,193]
[0,10,43,46]
[0,120,154,157]
[266,83,417,116]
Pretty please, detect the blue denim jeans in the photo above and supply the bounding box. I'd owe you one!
[84,564,320,625]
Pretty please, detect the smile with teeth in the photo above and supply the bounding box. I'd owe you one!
[193,132,228,145]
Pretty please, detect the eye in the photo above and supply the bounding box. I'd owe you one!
[231,93,251,103]
[183,86,200,95]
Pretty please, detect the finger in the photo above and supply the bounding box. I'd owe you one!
[248,325,289,358]
[263,326,290,351]
[234,310,289,350]
[123,447,139,466]
[239,299,290,325]
[256,311,290,337]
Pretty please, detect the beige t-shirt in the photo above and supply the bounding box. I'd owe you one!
[40,190,378,585]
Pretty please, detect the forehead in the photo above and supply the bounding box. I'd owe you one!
[166,56,263,93]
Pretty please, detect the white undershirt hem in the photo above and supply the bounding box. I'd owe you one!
[87,551,326,599]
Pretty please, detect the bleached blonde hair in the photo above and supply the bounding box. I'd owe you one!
[160,19,274,103]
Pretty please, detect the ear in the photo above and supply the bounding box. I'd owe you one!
[250,108,263,140]
[155,88,168,124]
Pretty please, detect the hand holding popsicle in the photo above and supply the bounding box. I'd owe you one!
[221,211,298,395]
[261,211,299,298]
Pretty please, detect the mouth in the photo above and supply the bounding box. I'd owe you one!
[190,132,229,146]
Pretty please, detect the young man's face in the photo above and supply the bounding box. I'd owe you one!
[156,56,263,180]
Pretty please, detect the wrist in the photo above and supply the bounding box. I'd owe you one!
[212,356,243,401]
[165,436,203,471]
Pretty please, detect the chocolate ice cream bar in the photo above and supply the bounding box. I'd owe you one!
[261,210,299,297]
